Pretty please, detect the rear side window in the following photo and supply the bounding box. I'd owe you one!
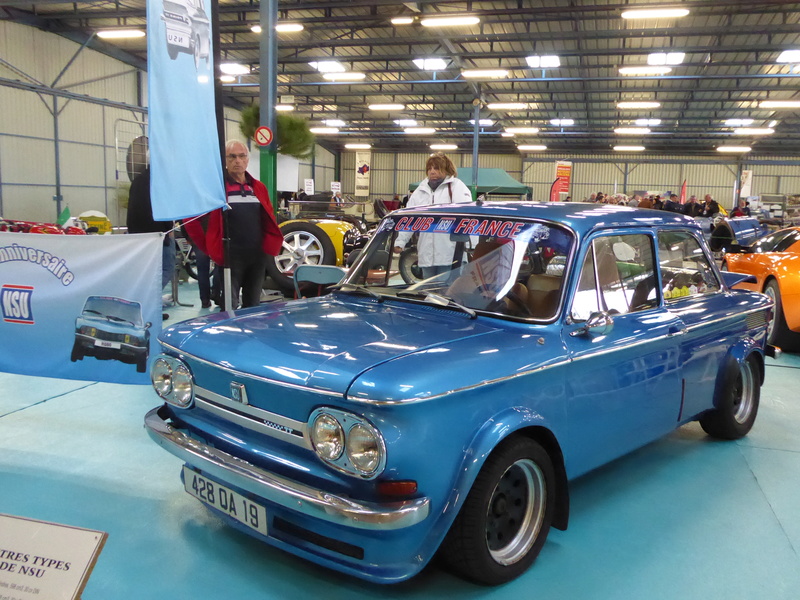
[657,231,720,299]
[570,233,657,322]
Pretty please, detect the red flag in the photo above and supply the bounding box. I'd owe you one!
[679,179,687,204]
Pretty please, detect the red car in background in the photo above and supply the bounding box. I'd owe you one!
[0,218,87,235]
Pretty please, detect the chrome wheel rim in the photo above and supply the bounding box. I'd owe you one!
[733,361,756,424]
[764,285,777,343]
[486,458,546,566]
[275,232,326,274]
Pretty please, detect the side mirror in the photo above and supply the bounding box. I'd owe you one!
[569,311,615,337]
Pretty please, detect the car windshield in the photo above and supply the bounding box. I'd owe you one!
[343,212,575,320]
[82,297,143,326]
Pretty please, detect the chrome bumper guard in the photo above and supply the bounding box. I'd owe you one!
[145,406,430,531]
[766,344,782,359]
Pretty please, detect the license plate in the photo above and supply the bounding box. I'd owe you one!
[183,467,268,536]
[167,31,189,47]
[95,340,120,349]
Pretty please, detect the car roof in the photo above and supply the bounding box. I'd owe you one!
[397,201,699,236]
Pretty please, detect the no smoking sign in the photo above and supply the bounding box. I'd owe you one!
[254,126,274,146]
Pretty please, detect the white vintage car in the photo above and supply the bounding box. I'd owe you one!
[161,0,210,69]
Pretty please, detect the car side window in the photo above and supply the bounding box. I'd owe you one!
[570,234,657,322]
[657,231,721,299]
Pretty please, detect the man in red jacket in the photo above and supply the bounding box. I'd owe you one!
[184,140,282,309]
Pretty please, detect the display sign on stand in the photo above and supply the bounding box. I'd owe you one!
[304,179,315,195]
[331,181,341,194]
[549,161,572,202]
[0,514,107,600]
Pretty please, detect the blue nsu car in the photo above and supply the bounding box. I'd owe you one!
[145,202,776,585]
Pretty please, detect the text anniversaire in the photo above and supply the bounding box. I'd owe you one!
[394,216,525,239]
[0,243,74,285]
[0,547,71,578]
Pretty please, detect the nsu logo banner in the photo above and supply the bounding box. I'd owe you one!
[1,284,34,324]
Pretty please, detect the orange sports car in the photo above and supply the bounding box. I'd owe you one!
[723,226,800,351]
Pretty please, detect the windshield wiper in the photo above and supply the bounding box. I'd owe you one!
[329,283,384,302]
[396,291,477,319]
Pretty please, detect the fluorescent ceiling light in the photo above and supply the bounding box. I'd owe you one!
[717,146,752,153]
[322,72,366,81]
[196,75,209,84]
[420,16,480,28]
[391,16,414,25]
[635,118,661,126]
[275,23,304,33]
[219,75,236,83]
[220,63,250,75]
[517,145,547,151]
[97,29,145,39]
[501,132,515,137]
[550,118,574,126]
[275,104,294,112]
[776,50,800,63]
[615,127,651,134]
[469,119,494,125]
[345,143,371,149]
[394,119,417,126]
[759,100,800,108]
[619,66,672,76]
[526,55,561,69]
[310,127,339,134]
[324,119,346,127]
[621,8,690,19]
[430,144,457,150]
[506,127,540,134]
[487,102,531,110]
[768,120,778,127]
[733,128,774,135]
[461,69,509,79]
[617,101,661,109]
[648,52,685,65]
[725,118,754,126]
[370,104,405,111]
[251,25,262,33]
[413,58,448,70]
[309,61,345,73]
[404,127,436,134]
[614,146,646,151]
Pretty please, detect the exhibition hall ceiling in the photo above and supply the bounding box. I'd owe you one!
[3,0,800,155]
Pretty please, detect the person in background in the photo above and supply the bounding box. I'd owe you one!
[127,165,175,319]
[392,153,473,279]
[184,140,282,310]
[638,195,653,209]
[683,195,703,217]
[565,196,572,202]
[731,199,751,217]
[701,194,720,217]
[193,243,216,309]
[663,193,681,212]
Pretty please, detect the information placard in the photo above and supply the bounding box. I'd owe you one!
[0,514,107,600]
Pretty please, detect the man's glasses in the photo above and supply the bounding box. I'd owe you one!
[226,153,248,160]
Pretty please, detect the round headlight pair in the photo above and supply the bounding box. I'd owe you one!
[151,356,194,408]
[310,410,385,478]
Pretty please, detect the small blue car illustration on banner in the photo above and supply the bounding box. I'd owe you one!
[72,296,151,373]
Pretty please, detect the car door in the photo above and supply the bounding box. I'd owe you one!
[563,231,684,477]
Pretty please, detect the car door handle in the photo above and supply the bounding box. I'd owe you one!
[667,324,686,336]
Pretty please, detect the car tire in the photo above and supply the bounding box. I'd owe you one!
[398,247,423,284]
[70,342,83,362]
[193,35,201,70]
[183,248,198,280]
[265,222,336,292]
[763,279,800,351]
[167,40,178,60]
[136,357,147,373]
[700,354,760,440]
[439,437,555,586]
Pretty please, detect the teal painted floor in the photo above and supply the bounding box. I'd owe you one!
[1,280,799,599]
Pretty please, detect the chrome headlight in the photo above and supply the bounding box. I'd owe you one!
[150,355,194,408]
[308,408,385,478]
[346,423,381,475]
[311,413,344,460]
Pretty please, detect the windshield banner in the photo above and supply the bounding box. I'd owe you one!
[0,232,162,383]
[146,0,225,220]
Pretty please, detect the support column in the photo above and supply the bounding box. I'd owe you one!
[259,0,279,210]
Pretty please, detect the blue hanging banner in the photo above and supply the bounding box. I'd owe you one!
[147,0,225,220]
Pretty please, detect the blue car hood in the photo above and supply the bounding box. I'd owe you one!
[160,296,509,394]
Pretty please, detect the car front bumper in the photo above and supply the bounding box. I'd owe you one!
[144,405,430,531]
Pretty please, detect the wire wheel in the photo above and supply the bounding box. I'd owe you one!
[486,458,547,565]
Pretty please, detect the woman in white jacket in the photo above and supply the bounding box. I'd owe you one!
[392,153,473,279]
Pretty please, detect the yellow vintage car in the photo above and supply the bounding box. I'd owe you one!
[723,226,800,351]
